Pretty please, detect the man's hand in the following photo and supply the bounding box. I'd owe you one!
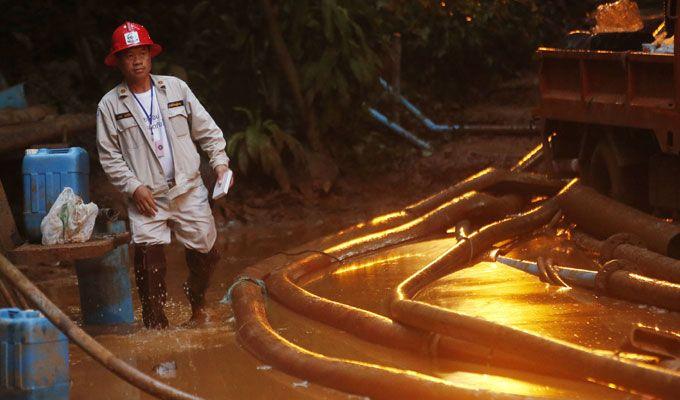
[133,185,158,217]
[215,164,234,188]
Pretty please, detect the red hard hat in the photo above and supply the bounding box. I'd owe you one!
[104,21,162,67]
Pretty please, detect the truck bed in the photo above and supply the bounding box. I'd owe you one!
[537,47,679,155]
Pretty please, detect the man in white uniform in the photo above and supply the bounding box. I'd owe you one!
[96,22,231,329]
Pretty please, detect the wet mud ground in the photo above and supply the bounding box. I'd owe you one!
[17,130,679,398]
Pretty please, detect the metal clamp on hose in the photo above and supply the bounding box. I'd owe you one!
[221,276,267,305]
[595,259,630,293]
[596,259,680,312]
[600,233,646,262]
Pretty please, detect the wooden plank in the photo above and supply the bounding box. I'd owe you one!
[7,232,130,265]
[0,180,22,253]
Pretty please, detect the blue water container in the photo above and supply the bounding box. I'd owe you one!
[22,147,90,243]
[0,84,28,110]
[75,220,135,327]
[0,308,69,399]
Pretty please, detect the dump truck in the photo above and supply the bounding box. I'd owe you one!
[536,1,680,215]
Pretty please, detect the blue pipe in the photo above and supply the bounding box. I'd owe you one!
[379,78,460,133]
[368,107,432,151]
[495,255,597,289]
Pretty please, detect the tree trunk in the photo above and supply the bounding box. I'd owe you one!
[0,114,95,153]
[0,105,57,127]
[259,0,324,153]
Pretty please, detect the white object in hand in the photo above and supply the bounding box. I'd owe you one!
[212,169,233,200]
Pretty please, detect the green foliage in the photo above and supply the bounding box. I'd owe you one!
[373,0,600,96]
[1,0,603,149]
[282,0,382,131]
[227,107,306,191]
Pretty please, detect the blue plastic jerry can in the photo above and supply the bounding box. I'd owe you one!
[0,308,69,399]
[75,220,135,327]
[0,84,28,110]
[22,147,90,243]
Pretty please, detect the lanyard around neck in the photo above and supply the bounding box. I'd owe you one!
[131,80,155,135]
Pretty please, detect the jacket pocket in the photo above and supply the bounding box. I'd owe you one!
[116,117,142,149]
[168,106,190,138]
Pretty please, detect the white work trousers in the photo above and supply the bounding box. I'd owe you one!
[128,184,217,253]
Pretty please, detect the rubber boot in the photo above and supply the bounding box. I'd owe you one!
[182,246,220,327]
[133,244,169,329]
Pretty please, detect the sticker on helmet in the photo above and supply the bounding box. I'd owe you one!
[124,31,140,46]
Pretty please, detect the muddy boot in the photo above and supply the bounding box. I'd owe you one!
[181,246,220,328]
[133,244,169,329]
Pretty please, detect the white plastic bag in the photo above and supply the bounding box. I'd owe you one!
[40,187,99,245]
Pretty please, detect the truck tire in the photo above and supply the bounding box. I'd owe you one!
[588,140,647,208]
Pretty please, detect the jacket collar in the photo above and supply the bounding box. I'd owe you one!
[116,74,167,98]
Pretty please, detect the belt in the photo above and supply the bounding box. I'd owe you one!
[167,179,176,189]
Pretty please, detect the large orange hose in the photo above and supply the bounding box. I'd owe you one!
[573,232,680,284]
[558,181,680,258]
[327,192,524,260]
[265,189,563,375]
[266,254,564,377]
[229,186,562,399]
[231,265,552,400]
[390,200,680,399]
[405,167,562,216]
[320,168,512,244]
[331,166,559,242]
[230,166,680,399]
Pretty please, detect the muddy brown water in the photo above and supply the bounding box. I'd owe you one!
[46,228,678,399]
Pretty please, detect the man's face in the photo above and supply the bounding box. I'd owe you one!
[117,46,151,81]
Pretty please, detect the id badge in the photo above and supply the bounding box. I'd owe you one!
[154,139,165,157]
